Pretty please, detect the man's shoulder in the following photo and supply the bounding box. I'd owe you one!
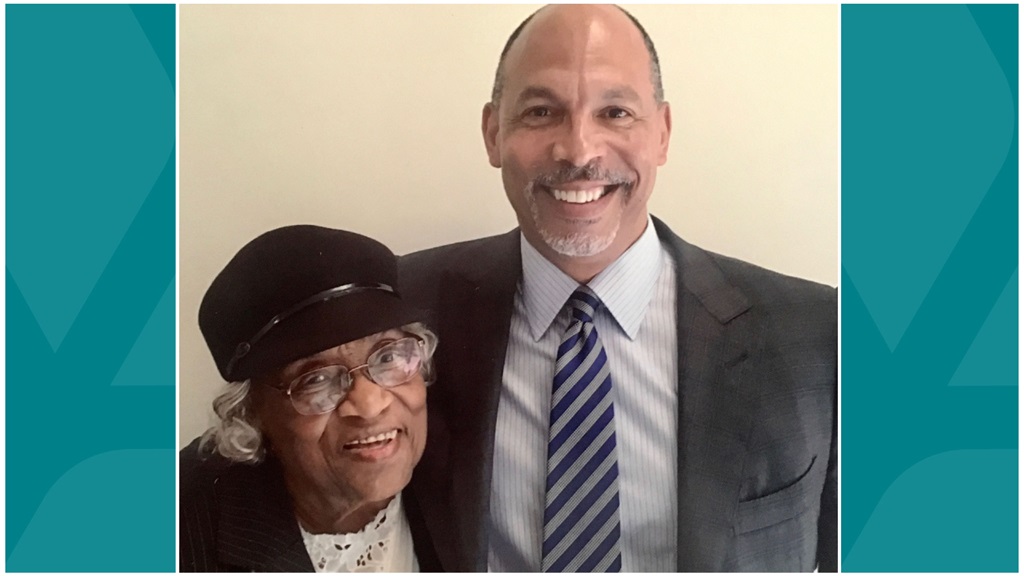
[399,230,519,291]
[694,250,837,348]
[709,250,836,307]
[654,216,834,307]
[401,231,517,269]
[653,217,835,333]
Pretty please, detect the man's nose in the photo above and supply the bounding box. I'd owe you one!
[337,372,392,419]
[551,114,603,167]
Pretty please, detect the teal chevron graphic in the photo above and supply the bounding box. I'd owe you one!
[842,5,1017,571]
[842,449,1017,570]
[6,5,175,571]
[6,449,176,571]
[949,271,1017,387]
[111,279,175,387]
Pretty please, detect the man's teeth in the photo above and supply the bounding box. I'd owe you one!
[550,187,607,204]
[346,429,398,447]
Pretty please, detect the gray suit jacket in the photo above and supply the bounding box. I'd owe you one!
[399,216,837,572]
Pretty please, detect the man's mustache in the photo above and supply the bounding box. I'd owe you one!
[530,162,634,190]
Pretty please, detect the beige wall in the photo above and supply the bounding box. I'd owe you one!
[179,4,838,446]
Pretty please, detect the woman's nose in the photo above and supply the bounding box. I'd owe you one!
[336,371,392,419]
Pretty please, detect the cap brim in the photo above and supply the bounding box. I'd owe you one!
[230,290,431,381]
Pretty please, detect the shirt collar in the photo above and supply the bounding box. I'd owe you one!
[520,215,664,341]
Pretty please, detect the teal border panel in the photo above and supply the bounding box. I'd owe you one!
[842,5,1017,571]
[6,5,176,571]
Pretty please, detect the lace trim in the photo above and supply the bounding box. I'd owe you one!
[299,494,403,572]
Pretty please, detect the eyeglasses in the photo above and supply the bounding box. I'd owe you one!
[270,337,426,416]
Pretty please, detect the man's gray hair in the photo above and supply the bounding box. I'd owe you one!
[198,322,439,464]
[490,5,664,106]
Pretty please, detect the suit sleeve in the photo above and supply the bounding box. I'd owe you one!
[816,330,839,572]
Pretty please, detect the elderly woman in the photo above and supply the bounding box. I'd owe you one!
[180,225,440,572]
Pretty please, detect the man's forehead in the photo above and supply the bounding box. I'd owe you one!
[508,6,644,63]
[502,8,651,89]
[509,83,644,107]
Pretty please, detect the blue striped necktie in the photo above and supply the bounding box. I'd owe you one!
[541,287,622,572]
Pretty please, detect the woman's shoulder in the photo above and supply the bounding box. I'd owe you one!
[179,436,236,497]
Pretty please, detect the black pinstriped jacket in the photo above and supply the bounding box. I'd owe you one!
[178,438,440,572]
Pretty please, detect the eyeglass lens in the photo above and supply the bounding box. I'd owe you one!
[287,338,423,415]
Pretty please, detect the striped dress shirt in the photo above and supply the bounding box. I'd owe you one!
[488,217,679,572]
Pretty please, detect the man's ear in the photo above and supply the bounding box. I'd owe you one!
[482,102,502,168]
[656,101,672,166]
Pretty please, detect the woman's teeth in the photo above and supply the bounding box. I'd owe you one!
[550,187,607,204]
[345,429,398,449]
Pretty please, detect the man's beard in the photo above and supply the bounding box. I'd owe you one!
[532,209,619,258]
[524,162,632,258]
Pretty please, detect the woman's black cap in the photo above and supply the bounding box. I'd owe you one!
[198,225,428,382]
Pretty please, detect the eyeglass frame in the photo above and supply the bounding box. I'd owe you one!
[263,336,428,415]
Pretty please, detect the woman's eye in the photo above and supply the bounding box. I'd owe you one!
[294,372,332,394]
[377,352,395,364]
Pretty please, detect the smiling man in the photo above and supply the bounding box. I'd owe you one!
[482,5,670,285]
[400,4,837,572]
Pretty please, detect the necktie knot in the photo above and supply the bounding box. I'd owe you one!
[568,287,601,324]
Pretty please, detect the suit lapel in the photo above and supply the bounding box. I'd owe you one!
[413,230,521,571]
[216,457,314,572]
[416,222,762,571]
[654,217,762,571]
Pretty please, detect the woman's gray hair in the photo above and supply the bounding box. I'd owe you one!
[199,322,439,464]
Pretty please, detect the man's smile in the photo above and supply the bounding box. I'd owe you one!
[545,184,621,204]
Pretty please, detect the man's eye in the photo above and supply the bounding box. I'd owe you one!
[518,106,561,127]
[605,107,631,120]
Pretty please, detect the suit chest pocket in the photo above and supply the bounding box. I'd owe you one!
[734,455,819,535]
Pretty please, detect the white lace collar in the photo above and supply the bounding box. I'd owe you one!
[298,493,417,572]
